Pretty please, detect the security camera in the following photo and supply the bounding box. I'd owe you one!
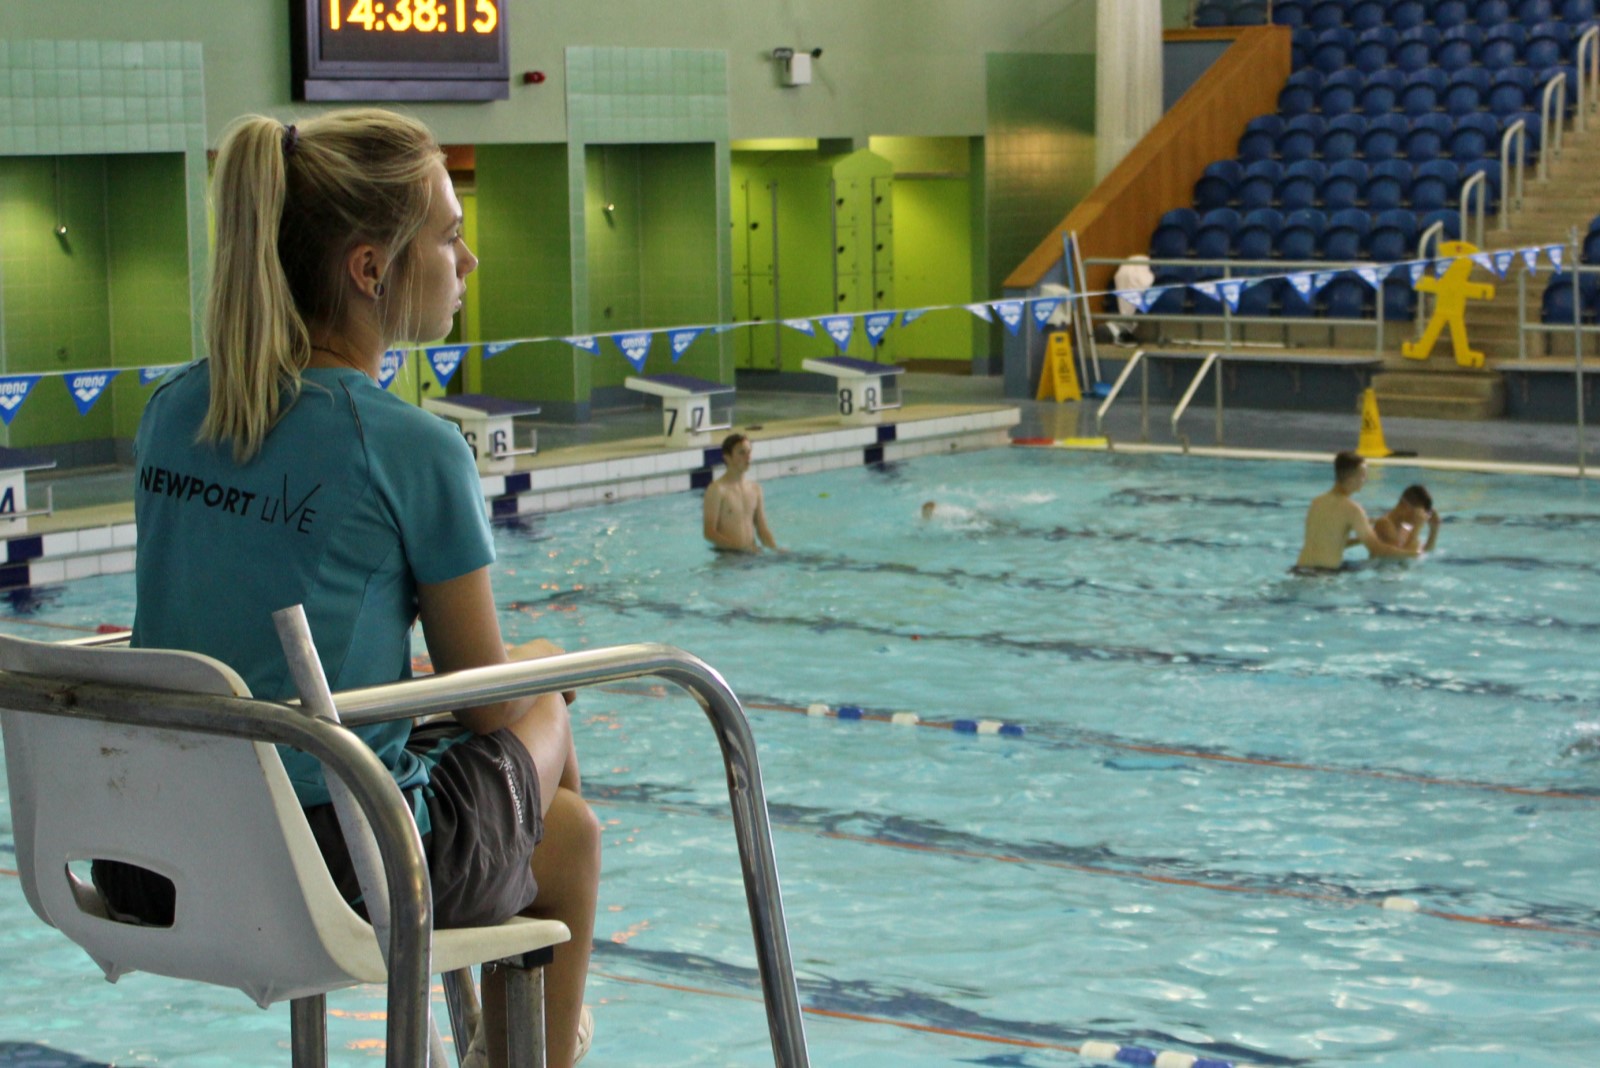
[810,48,823,58]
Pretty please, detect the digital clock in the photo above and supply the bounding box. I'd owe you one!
[291,0,509,102]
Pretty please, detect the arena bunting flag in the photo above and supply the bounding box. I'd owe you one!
[484,341,520,359]
[1031,298,1064,327]
[1435,257,1455,277]
[139,364,182,386]
[669,327,705,361]
[782,318,817,336]
[1521,247,1542,274]
[1469,252,1496,277]
[1286,273,1314,303]
[1218,278,1246,311]
[1119,288,1155,313]
[1190,280,1221,306]
[820,315,855,352]
[864,311,896,346]
[901,308,929,326]
[1407,261,1428,286]
[613,331,653,371]
[713,322,743,334]
[0,374,41,426]
[1492,250,1516,278]
[426,345,468,388]
[1546,244,1564,271]
[563,335,600,355]
[964,302,993,322]
[1355,265,1387,291]
[377,350,406,390]
[1310,270,1340,296]
[991,300,1025,336]
[66,369,120,416]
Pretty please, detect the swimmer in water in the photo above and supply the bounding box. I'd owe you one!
[1294,451,1421,572]
[704,432,781,553]
[1372,483,1441,557]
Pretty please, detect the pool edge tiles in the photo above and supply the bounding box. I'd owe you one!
[0,405,1020,589]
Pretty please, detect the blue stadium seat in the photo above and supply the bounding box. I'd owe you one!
[1412,159,1462,209]
[1358,68,1406,115]
[1320,159,1369,209]
[1525,25,1569,68]
[1382,276,1418,319]
[1436,28,1482,72]
[1273,0,1309,25]
[1519,0,1557,20]
[1445,67,1491,114]
[1307,0,1350,30]
[1232,0,1270,24]
[1560,0,1597,20]
[1349,0,1388,29]
[1323,114,1368,160]
[1401,68,1445,114]
[1419,207,1463,240]
[1235,276,1280,316]
[1239,115,1285,162]
[1582,229,1600,263]
[1536,64,1580,116]
[1150,208,1199,258]
[1541,272,1597,322]
[1369,208,1419,260]
[1278,115,1327,162]
[1279,69,1324,116]
[1351,26,1396,71]
[1395,26,1442,71]
[1195,1,1232,26]
[1587,212,1600,231]
[1319,69,1366,115]
[1195,160,1243,211]
[1478,35,1520,69]
[1392,0,1429,29]
[1489,67,1534,113]
[1434,0,1473,27]
[1321,208,1371,260]
[1318,273,1373,316]
[1474,0,1513,22]
[1359,112,1409,160]
[1276,208,1327,261]
[1149,268,1195,315]
[1194,208,1243,260]
[1459,158,1503,209]
[1279,159,1327,209]
[1312,28,1357,72]
[1404,112,1453,158]
[1239,159,1284,208]
[1365,159,1414,209]
[1235,208,1283,259]
[1293,27,1318,68]
[1450,112,1501,160]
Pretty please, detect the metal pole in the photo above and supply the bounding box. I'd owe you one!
[1215,353,1225,446]
[1575,232,1587,476]
[770,181,782,371]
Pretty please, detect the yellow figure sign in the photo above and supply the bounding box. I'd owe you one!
[1036,329,1082,403]
[1402,240,1495,369]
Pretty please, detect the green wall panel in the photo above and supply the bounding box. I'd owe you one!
[892,177,976,362]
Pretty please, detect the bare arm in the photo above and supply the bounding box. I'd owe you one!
[416,567,568,734]
[752,485,779,551]
[1352,504,1419,559]
[1422,511,1440,553]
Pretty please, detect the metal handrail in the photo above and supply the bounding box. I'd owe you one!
[1095,348,1149,446]
[1579,26,1600,132]
[1171,351,1222,454]
[1499,119,1527,230]
[0,642,812,1068]
[1459,170,1487,249]
[1541,72,1567,180]
[1414,219,1446,336]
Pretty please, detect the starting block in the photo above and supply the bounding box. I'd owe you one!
[624,374,734,446]
[422,394,541,474]
[800,357,904,425]
[0,447,57,534]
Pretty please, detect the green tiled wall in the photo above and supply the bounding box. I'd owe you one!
[0,39,207,456]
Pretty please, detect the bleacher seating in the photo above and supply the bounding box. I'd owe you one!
[1152,0,1598,326]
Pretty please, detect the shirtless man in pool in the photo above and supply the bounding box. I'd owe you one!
[703,432,781,553]
[1295,451,1420,571]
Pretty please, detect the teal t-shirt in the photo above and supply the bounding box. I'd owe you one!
[131,362,495,809]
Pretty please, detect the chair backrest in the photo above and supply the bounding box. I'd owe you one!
[0,634,388,1008]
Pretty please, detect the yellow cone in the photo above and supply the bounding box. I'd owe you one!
[1356,387,1393,459]
[1036,330,1082,403]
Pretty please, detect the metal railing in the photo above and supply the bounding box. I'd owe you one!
[1579,25,1600,133]
[1460,170,1488,248]
[1499,118,1528,230]
[1541,72,1568,180]
[1095,348,1150,446]
[1171,351,1223,453]
[0,641,812,1068]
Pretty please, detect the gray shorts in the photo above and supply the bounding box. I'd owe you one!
[306,722,544,929]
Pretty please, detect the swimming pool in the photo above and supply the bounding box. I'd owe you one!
[3,447,1600,1066]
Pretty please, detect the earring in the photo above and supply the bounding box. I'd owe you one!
[373,282,386,299]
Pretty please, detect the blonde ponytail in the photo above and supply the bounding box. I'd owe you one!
[200,109,442,462]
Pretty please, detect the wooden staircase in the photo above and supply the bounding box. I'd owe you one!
[1373,109,1600,419]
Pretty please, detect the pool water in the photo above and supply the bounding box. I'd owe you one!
[4,448,1600,1066]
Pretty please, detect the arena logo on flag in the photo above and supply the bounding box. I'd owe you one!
[1546,244,1565,271]
[563,335,600,354]
[992,300,1025,335]
[669,328,705,361]
[901,308,929,326]
[964,303,993,322]
[1031,298,1064,327]
[377,350,406,390]
[782,318,816,336]
[864,312,896,345]
[426,345,468,388]
[820,315,854,350]
[613,331,653,371]
[139,364,183,386]
[0,374,42,426]
[67,370,121,415]
[1521,247,1542,274]
[484,341,519,358]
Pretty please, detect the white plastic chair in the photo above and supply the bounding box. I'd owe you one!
[0,632,570,1066]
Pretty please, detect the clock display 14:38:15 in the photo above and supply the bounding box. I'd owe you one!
[329,0,498,34]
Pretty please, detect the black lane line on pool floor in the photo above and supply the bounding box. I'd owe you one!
[595,681,1600,803]
[587,782,1600,941]
[587,941,1304,1068]
[510,587,1598,709]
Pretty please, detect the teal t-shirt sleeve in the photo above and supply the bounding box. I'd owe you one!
[377,403,496,585]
